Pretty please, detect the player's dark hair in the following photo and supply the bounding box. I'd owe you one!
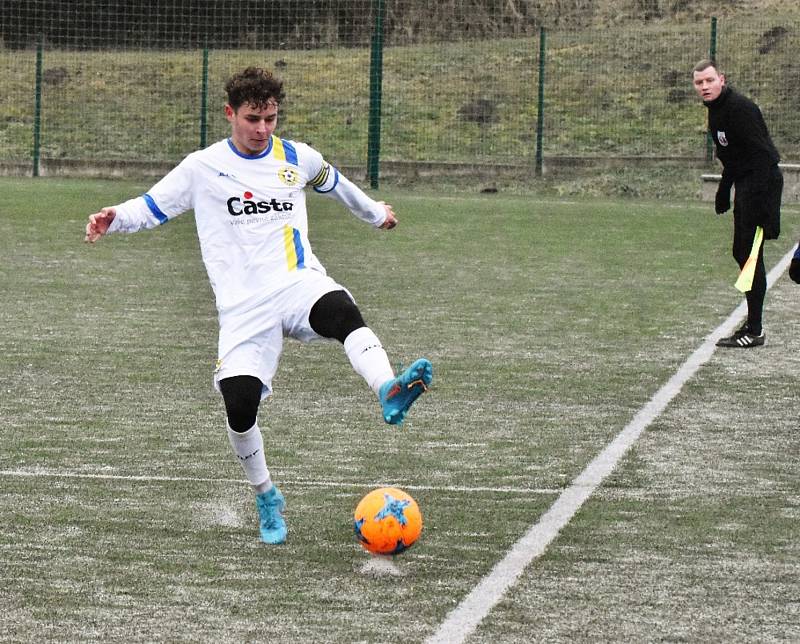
[225,67,285,111]
[693,58,721,75]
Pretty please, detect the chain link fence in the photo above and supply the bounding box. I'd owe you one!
[1,1,797,182]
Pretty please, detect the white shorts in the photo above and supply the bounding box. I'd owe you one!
[213,270,350,399]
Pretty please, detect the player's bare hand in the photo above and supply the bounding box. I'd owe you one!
[85,207,116,243]
[378,202,397,230]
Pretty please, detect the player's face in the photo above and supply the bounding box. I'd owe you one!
[226,101,279,155]
[692,66,725,102]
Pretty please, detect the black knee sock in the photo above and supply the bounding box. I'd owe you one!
[219,375,262,431]
[309,290,366,343]
[745,258,766,334]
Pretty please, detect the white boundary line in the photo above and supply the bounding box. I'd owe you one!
[425,244,797,644]
[0,469,559,496]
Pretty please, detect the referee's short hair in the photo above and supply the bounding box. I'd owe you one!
[693,59,721,75]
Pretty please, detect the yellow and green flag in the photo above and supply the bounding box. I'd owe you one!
[735,226,764,293]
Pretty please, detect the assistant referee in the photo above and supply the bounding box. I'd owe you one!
[693,59,783,348]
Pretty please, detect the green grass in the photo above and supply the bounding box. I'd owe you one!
[1,178,799,642]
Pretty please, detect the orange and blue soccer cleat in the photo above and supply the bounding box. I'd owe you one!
[379,358,433,425]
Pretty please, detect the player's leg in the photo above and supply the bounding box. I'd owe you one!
[763,168,798,284]
[307,289,432,425]
[220,374,262,432]
[308,288,367,342]
[376,358,433,425]
[218,375,287,544]
[309,289,393,390]
[790,240,800,284]
[219,374,271,494]
[215,308,287,544]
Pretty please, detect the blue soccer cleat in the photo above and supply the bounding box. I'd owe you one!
[255,486,287,544]
[379,358,433,425]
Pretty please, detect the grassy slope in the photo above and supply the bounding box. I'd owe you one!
[0,9,798,196]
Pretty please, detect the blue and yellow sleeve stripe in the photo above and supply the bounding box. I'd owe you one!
[283,225,305,271]
[271,136,298,166]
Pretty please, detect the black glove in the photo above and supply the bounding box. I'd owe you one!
[714,181,731,214]
[790,258,800,284]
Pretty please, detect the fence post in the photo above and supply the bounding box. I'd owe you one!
[200,47,209,149]
[535,26,546,177]
[706,16,717,164]
[33,35,43,177]
[367,0,385,189]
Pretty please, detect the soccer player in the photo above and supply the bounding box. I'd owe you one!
[692,59,783,348]
[84,67,433,545]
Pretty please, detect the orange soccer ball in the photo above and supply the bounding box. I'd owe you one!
[353,487,422,555]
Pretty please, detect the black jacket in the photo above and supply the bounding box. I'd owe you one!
[704,85,780,191]
[705,86,782,238]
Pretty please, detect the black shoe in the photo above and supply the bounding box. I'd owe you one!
[716,325,765,348]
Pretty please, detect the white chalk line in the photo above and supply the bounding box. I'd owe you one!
[0,468,559,497]
[425,243,797,644]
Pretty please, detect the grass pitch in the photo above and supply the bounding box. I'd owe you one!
[0,178,798,642]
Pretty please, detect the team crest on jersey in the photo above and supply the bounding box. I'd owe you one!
[716,130,729,146]
[278,166,300,186]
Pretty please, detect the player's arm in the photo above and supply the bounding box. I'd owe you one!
[324,168,397,229]
[314,164,393,228]
[84,161,195,243]
[303,144,395,229]
[84,194,173,243]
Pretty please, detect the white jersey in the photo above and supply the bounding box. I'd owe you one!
[108,137,387,312]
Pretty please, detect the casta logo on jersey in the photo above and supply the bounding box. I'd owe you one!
[226,190,294,216]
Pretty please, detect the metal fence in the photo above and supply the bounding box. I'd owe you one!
[1,1,797,184]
